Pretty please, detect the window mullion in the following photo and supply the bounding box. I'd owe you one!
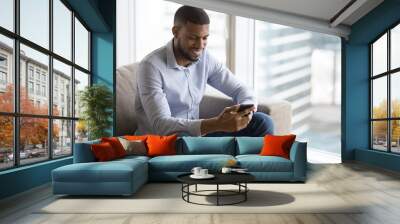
[227,15,235,72]
[49,0,54,160]
[14,0,20,166]
[251,19,256,90]
[370,45,373,149]
[71,10,76,154]
[388,30,391,152]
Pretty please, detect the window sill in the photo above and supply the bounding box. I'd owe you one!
[0,156,72,176]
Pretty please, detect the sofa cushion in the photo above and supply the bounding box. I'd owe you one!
[118,137,147,156]
[74,140,100,163]
[124,135,148,141]
[260,134,296,159]
[180,137,235,155]
[236,137,264,155]
[101,137,127,158]
[115,155,150,163]
[148,154,235,172]
[53,158,148,183]
[91,142,118,161]
[147,134,178,157]
[236,155,293,172]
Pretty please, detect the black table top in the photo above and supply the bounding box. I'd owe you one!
[177,172,255,185]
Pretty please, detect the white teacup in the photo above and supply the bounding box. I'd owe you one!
[221,167,232,174]
[191,167,202,176]
[199,169,208,176]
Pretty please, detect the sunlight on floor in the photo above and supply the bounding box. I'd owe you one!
[307,147,341,164]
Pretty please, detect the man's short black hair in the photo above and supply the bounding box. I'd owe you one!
[174,5,210,26]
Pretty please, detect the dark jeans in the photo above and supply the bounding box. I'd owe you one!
[205,112,274,137]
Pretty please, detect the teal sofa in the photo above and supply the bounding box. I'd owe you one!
[52,137,307,196]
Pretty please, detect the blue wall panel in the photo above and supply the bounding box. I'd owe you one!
[0,158,72,199]
[92,32,115,136]
[355,149,400,172]
[343,44,369,160]
[92,32,114,88]
[344,0,400,171]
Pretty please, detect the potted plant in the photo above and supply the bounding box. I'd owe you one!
[79,84,113,140]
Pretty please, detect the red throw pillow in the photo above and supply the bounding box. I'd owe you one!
[101,137,127,158]
[146,134,177,157]
[259,134,296,159]
[91,142,118,161]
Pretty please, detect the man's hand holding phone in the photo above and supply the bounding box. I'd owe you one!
[214,104,255,132]
[200,103,257,135]
[237,104,255,116]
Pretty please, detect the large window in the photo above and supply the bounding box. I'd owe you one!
[234,17,341,157]
[0,0,91,171]
[117,0,229,67]
[371,23,400,153]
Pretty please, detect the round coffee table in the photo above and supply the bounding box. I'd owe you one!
[177,172,255,206]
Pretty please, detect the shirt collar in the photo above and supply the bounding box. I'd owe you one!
[166,39,202,70]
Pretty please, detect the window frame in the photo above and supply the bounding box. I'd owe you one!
[370,20,400,154]
[0,0,92,171]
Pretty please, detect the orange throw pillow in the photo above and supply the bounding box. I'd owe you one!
[124,135,148,141]
[91,142,117,161]
[101,137,127,158]
[260,134,296,159]
[146,134,177,157]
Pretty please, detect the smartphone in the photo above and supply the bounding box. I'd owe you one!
[238,104,254,112]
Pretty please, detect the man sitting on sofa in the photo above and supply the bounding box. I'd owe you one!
[135,5,274,137]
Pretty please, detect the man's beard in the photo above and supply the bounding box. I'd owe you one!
[176,40,201,62]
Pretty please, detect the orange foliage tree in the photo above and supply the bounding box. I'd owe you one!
[0,84,60,151]
[0,85,14,150]
[372,99,400,142]
[372,100,387,139]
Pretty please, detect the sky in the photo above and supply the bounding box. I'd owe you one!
[0,0,89,74]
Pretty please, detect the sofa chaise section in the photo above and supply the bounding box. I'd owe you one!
[52,143,149,196]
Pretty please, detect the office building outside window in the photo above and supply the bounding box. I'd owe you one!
[234,17,341,157]
[0,0,91,170]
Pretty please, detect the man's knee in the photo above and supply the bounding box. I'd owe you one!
[252,112,274,135]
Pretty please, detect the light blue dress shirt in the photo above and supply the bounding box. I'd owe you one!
[134,40,256,136]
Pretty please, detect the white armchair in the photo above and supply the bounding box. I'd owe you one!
[116,63,292,136]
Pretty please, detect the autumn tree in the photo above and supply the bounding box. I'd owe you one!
[372,99,400,143]
[372,100,387,139]
[0,84,60,152]
[392,100,400,143]
[0,85,14,149]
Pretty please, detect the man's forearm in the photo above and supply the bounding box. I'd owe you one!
[200,117,221,136]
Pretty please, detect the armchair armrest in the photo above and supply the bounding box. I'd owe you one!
[258,97,292,135]
[289,141,307,182]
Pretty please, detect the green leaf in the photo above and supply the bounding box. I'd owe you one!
[79,84,113,140]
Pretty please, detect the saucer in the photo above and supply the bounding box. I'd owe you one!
[190,174,215,179]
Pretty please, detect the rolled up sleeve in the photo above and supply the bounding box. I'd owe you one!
[137,62,203,136]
